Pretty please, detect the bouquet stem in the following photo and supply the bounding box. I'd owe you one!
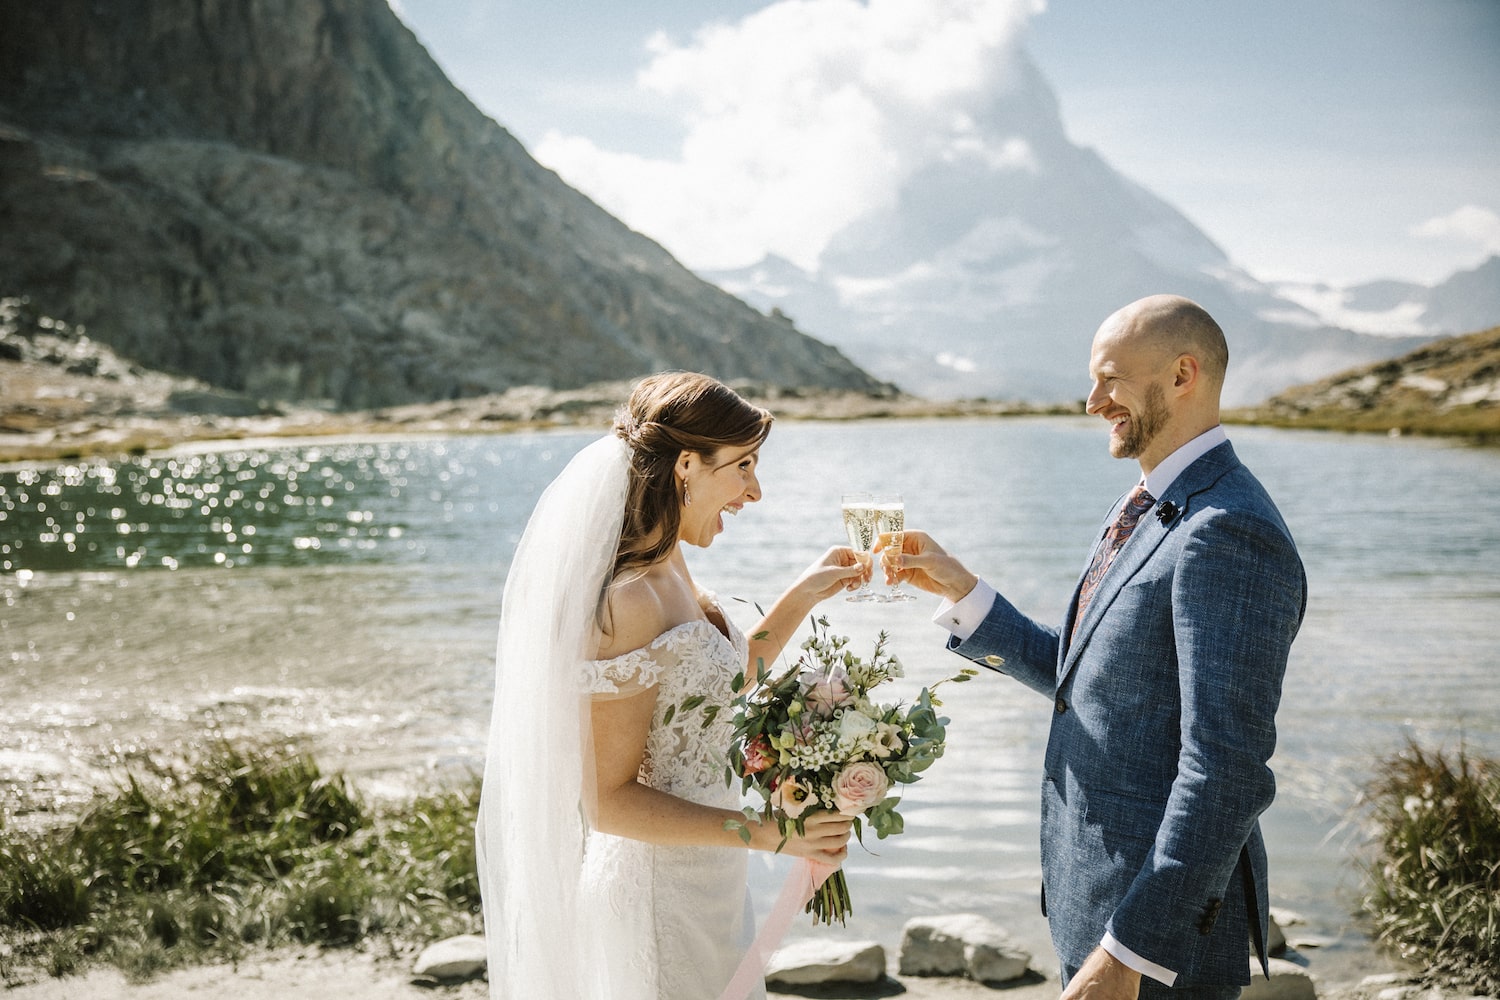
[807,868,852,925]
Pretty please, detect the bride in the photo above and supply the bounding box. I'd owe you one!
[476,372,865,999]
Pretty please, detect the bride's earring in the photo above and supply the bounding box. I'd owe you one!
[683,483,693,507]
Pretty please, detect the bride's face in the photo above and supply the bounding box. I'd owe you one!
[676,443,762,548]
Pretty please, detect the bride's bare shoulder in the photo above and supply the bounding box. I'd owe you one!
[596,569,671,660]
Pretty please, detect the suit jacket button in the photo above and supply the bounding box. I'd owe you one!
[1054,696,1068,714]
[984,654,1005,667]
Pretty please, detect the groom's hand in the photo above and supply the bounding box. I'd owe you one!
[1061,947,1142,1000]
[875,530,979,604]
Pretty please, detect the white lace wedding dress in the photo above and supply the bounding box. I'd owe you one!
[580,610,764,1000]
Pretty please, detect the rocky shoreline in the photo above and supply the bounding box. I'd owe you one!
[391,912,1441,1000]
[5,300,1498,468]
[0,921,1455,1000]
[0,297,1073,465]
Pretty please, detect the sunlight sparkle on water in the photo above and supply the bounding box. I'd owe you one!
[0,442,438,573]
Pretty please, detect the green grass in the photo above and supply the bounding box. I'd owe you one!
[1360,740,1500,993]
[0,742,481,984]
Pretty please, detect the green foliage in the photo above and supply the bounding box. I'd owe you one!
[0,742,482,984]
[0,843,90,929]
[1360,739,1500,993]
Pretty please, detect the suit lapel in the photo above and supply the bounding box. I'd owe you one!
[1059,442,1242,683]
[1061,515,1171,680]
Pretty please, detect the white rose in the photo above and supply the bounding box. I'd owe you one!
[837,710,877,747]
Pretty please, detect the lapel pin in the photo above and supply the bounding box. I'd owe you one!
[1156,501,1179,525]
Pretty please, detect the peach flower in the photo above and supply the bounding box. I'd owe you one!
[770,774,814,819]
[741,736,776,775]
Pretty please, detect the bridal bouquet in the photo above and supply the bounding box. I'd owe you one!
[723,617,975,925]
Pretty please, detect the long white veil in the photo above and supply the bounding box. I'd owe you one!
[475,435,629,997]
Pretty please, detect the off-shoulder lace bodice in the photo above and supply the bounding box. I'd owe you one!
[583,613,748,800]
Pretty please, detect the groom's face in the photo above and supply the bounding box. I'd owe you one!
[1086,327,1174,465]
[1110,382,1168,460]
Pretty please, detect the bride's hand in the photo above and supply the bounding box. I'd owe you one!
[780,810,853,866]
[793,546,872,602]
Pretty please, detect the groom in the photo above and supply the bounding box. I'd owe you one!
[885,295,1306,999]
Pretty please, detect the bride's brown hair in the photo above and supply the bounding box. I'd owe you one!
[611,372,772,578]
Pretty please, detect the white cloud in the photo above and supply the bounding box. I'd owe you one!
[532,0,1044,272]
[1411,205,1500,255]
[1259,293,1428,337]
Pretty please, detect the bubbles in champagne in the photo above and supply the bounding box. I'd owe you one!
[876,503,904,535]
[841,504,878,551]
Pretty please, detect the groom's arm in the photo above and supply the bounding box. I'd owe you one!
[943,582,1061,699]
[885,530,1061,698]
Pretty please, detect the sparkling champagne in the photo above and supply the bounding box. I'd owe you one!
[875,503,904,537]
[840,493,881,602]
[872,494,915,601]
[841,503,879,552]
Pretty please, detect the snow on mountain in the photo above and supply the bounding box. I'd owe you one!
[1271,256,1500,341]
[703,53,1437,406]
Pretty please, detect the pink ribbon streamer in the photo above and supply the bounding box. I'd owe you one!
[718,859,839,1000]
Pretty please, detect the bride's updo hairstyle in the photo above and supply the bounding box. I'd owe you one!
[611,372,772,576]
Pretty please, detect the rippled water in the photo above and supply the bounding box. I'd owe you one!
[4,419,1498,980]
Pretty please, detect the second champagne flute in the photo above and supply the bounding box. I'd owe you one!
[840,492,880,602]
[872,493,915,602]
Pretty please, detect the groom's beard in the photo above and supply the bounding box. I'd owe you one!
[1111,382,1168,460]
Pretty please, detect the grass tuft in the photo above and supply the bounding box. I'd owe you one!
[0,741,481,984]
[0,844,91,929]
[1360,739,1500,993]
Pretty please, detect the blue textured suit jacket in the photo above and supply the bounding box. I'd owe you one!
[951,441,1306,985]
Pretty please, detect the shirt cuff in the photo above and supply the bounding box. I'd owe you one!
[931,578,997,642]
[1102,932,1176,987]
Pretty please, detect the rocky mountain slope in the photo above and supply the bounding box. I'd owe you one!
[1230,324,1500,439]
[0,0,886,410]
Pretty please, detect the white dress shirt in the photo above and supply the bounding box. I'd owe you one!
[932,425,1229,986]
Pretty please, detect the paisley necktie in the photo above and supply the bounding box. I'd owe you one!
[1072,484,1155,639]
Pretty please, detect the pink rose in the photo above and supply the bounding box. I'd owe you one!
[832,761,890,816]
[770,774,814,819]
[741,736,776,775]
[802,666,854,717]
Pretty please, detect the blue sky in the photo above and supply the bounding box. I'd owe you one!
[394,0,1500,288]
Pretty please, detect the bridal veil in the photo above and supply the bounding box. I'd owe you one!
[475,434,635,998]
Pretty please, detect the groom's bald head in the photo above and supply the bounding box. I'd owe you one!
[1114,294,1229,390]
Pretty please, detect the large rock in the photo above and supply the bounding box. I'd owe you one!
[765,939,887,986]
[899,913,1032,984]
[1265,912,1288,958]
[0,0,888,410]
[412,934,487,983]
[1242,957,1317,1000]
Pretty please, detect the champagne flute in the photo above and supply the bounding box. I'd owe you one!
[840,492,881,603]
[872,493,915,602]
